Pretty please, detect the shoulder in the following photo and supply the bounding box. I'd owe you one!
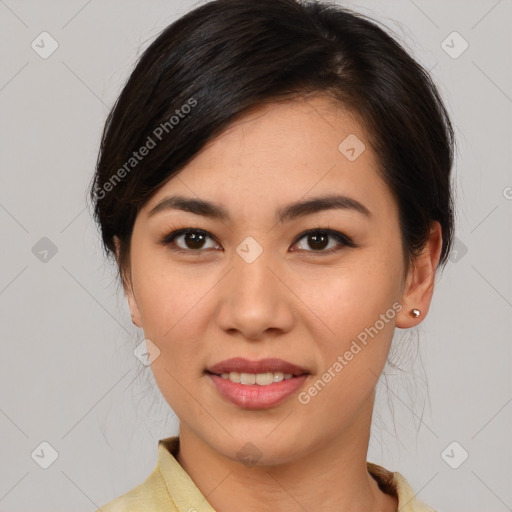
[392,471,437,512]
[95,466,178,512]
[367,462,437,512]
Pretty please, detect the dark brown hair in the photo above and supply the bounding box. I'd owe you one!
[89,0,454,285]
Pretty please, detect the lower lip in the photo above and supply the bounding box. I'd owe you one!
[207,373,309,409]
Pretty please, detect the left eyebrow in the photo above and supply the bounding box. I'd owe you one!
[147,194,371,222]
[277,194,371,222]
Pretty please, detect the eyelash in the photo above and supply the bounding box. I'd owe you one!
[158,227,357,255]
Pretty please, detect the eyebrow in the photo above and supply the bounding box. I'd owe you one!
[147,194,371,222]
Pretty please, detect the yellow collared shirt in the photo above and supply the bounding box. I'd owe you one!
[96,437,436,512]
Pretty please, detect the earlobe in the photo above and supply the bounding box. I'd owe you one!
[126,286,143,328]
[395,222,443,329]
[114,235,143,328]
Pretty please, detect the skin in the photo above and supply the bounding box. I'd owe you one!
[115,94,442,512]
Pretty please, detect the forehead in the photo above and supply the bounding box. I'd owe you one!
[189,95,371,172]
[143,95,395,220]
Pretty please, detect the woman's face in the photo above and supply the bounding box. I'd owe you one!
[122,95,434,464]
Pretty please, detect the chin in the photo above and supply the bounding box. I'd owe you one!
[209,430,305,467]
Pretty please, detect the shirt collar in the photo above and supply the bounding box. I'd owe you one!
[157,436,433,512]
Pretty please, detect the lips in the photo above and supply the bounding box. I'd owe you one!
[206,357,309,376]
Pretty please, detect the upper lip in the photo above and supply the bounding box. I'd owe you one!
[206,357,309,376]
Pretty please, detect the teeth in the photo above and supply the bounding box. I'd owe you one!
[219,372,295,385]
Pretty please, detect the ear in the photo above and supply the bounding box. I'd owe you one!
[395,221,443,328]
[114,236,143,328]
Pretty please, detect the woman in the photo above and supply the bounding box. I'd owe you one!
[90,0,454,510]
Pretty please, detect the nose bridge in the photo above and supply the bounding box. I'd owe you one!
[232,237,278,311]
[234,240,273,297]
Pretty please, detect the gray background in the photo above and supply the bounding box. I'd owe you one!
[0,0,511,510]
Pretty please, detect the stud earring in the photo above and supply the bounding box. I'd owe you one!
[410,308,421,318]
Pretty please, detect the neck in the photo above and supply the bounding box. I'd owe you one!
[175,400,397,512]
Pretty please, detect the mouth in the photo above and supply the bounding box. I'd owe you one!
[204,357,310,409]
[205,357,309,385]
[204,359,310,409]
[205,370,305,385]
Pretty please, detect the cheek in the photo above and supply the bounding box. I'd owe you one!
[131,259,213,414]
[131,253,219,378]
[297,250,403,400]
[293,264,401,421]
[297,252,403,339]
[132,247,202,333]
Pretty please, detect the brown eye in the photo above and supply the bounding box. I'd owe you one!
[305,232,330,250]
[181,231,208,249]
[292,229,355,253]
[160,229,219,252]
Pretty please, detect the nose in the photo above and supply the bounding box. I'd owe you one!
[215,247,295,341]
